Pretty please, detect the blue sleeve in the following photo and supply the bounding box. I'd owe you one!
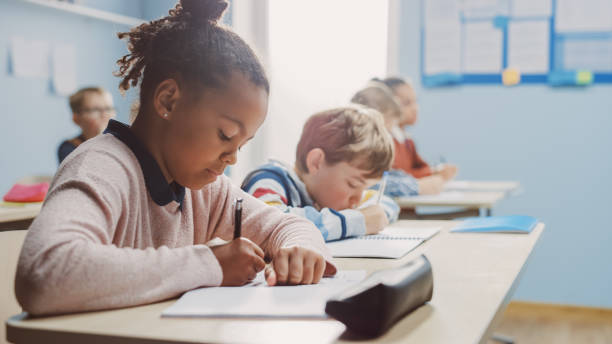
[242,168,366,242]
[289,206,366,242]
[358,192,400,223]
[371,169,419,197]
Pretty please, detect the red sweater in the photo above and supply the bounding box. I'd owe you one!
[392,138,432,178]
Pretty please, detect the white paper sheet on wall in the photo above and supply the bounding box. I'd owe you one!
[556,0,612,33]
[510,0,552,18]
[462,21,503,73]
[424,24,462,75]
[507,20,550,73]
[423,0,461,75]
[562,38,612,72]
[10,37,50,78]
[52,44,77,96]
[461,0,510,19]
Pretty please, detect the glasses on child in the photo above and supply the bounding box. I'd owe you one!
[79,107,117,118]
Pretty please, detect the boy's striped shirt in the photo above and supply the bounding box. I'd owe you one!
[241,160,400,242]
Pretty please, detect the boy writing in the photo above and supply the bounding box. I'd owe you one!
[242,105,399,241]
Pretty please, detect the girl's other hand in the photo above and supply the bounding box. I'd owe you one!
[264,246,327,286]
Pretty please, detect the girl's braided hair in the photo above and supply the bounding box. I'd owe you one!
[115,0,268,105]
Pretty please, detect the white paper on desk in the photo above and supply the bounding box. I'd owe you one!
[327,227,440,259]
[381,226,441,240]
[10,37,50,78]
[444,181,470,189]
[462,21,503,73]
[556,0,612,33]
[507,20,550,73]
[511,0,552,17]
[162,270,366,318]
[424,0,461,75]
[52,44,77,96]
[408,191,466,202]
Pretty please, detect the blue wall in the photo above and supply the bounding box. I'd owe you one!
[398,2,612,307]
[142,0,232,24]
[0,0,182,194]
[0,0,141,193]
[142,0,176,21]
[0,0,232,194]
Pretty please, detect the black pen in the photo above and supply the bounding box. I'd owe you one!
[234,198,243,239]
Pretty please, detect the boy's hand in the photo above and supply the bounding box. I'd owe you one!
[211,237,266,286]
[359,205,388,235]
[418,175,445,195]
[264,246,326,286]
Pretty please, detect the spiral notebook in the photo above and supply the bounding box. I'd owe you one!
[326,226,441,259]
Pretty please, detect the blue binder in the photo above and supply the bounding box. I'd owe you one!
[451,215,538,234]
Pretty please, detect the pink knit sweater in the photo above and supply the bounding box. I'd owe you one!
[15,132,335,315]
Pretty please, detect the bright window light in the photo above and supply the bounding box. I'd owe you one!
[265,0,389,164]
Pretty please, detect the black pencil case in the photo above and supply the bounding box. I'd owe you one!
[325,254,433,338]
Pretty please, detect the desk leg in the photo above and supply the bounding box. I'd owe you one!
[0,218,33,231]
[490,333,514,344]
[480,208,492,217]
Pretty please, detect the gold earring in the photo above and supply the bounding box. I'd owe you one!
[163,113,168,118]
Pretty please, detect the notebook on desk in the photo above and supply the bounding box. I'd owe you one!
[326,226,441,259]
[450,215,538,234]
[162,270,366,318]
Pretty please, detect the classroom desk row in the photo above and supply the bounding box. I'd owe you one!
[397,180,521,218]
[0,180,521,231]
[0,203,41,231]
[6,219,544,344]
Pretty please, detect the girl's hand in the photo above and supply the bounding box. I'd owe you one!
[418,175,445,195]
[264,246,326,286]
[211,237,266,286]
[436,164,458,181]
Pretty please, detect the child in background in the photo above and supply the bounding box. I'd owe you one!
[241,105,399,242]
[57,86,116,163]
[351,82,449,195]
[16,0,335,316]
[373,77,458,180]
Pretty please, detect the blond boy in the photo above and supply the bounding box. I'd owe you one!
[241,105,399,241]
[57,87,115,163]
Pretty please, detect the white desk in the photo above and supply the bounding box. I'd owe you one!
[395,191,507,217]
[6,220,544,344]
[0,203,41,231]
[444,181,520,195]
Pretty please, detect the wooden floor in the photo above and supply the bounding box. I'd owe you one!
[488,301,612,344]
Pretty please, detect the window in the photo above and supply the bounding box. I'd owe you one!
[265,0,390,164]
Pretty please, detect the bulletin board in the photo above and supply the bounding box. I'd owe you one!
[421,0,612,87]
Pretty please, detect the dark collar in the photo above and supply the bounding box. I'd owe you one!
[104,119,185,208]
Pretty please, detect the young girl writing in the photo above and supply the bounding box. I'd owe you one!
[372,77,458,180]
[15,0,335,316]
[351,82,450,195]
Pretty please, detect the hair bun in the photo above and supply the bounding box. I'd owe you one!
[180,0,228,23]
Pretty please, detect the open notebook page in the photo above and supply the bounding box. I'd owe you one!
[326,226,441,259]
[162,270,366,318]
